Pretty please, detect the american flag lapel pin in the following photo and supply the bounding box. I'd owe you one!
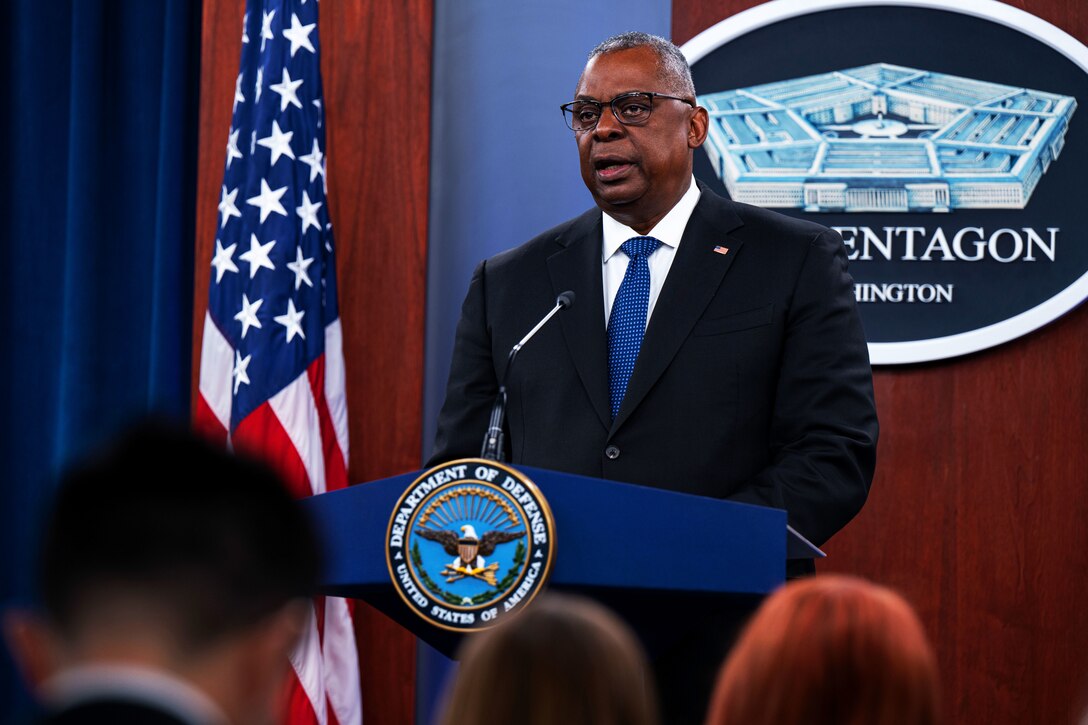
[713,245,730,255]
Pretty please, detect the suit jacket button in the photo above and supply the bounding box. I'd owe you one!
[605,445,620,460]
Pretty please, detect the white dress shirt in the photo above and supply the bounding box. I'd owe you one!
[601,176,701,327]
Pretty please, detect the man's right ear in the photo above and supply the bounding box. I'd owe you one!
[3,609,62,690]
[688,105,710,149]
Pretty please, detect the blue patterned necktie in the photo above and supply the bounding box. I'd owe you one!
[608,236,662,420]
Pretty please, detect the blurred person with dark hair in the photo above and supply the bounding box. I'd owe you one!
[705,575,939,725]
[4,421,321,725]
[440,593,657,725]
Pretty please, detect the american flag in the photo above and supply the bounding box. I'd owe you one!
[194,1,362,723]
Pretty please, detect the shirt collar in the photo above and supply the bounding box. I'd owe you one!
[602,176,700,262]
[43,663,231,725]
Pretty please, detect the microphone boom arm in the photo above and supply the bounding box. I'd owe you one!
[480,291,575,461]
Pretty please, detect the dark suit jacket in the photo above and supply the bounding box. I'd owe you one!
[430,187,878,548]
[41,698,195,725]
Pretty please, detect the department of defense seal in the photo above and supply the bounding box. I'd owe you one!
[385,459,556,632]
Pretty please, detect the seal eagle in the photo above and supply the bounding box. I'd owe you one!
[417,524,524,571]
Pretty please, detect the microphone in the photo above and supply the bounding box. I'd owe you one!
[480,291,576,461]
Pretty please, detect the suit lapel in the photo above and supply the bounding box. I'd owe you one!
[610,191,745,434]
[547,210,611,430]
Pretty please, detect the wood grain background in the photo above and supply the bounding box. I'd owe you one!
[671,2,1088,723]
[194,1,1088,723]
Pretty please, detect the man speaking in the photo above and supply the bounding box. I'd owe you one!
[429,30,878,715]
[431,29,877,547]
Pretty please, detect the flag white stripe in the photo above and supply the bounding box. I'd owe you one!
[323,597,363,725]
[269,372,327,496]
[324,319,350,465]
[198,312,233,430]
[290,605,329,725]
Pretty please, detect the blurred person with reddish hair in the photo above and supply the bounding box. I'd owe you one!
[440,593,658,725]
[706,575,939,725]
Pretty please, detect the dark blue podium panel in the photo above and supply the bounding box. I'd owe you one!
[519,466,785,593]
[301,469,419,595]
[300,464,790,657]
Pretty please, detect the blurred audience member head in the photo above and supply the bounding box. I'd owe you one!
[4,420,320,725]
[706,575,939,725]
[440,592,657,725]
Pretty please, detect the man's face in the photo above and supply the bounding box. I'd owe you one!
[574,47,708,232]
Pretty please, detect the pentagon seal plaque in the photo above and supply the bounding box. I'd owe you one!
[385,459,556,632]
[683,0,1088,364]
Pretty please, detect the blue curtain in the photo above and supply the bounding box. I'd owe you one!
[0,0,201,716]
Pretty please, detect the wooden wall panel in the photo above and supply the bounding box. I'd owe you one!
[190,0,239,387]
[673,2,1088,723]
[321,0,431,486]
[321,2,430,722]
[192,1,431,723]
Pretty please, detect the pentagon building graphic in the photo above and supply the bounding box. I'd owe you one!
[698,64,1076,212]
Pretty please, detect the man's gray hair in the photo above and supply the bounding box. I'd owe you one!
[588,32,696,98]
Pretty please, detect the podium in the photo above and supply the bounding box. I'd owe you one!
[301,463,819,658]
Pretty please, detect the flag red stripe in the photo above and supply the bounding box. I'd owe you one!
[284,670,323,725]
[233,402,314,501]
[326,699,342,725]
[307,357,348,491]
[193,392,229,446]
[313,595,327,645]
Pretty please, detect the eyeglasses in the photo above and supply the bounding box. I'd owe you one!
[560,91,695,133]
